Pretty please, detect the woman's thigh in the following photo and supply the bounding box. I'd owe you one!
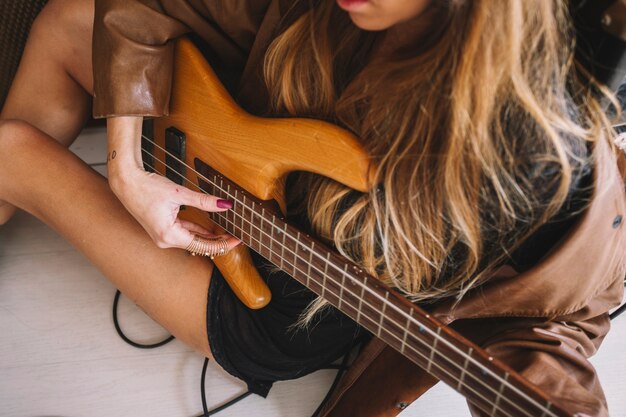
[1,0,95,145]
[0,120,215,357]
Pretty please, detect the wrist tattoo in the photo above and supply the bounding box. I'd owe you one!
[107,150,117,162]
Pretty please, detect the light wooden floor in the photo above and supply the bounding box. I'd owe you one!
[1,127,625,417]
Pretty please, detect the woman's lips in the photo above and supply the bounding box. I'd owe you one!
[336,0,369,12]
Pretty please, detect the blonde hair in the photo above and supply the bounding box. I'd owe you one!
[263,0,616,321]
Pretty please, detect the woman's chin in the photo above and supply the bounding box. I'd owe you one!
[347,13,392,31]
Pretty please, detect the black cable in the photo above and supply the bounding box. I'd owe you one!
[198,356,253,416]
[112,290,175,349]
[610,278,626,321]
[113,289,253,416]
[610,303,626,320]
[113,289,356,416]
[200,357,210,416]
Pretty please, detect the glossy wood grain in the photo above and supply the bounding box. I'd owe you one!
[151,39,372,309]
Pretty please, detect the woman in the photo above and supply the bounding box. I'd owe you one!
[0,0,624,416]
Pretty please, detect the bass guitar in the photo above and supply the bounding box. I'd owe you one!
[141,38,577,417]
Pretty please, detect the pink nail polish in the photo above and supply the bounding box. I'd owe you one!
[217,199,234,209]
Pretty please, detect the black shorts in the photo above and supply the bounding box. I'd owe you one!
[206,251,367,397]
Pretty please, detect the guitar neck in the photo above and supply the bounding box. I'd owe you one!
[194,160,572,417]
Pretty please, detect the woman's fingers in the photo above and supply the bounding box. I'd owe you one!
[179,187,234,212]
[111,168,239,251]
[178,220,242,248]
[177,219,213,236]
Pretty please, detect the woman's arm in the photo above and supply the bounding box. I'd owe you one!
[92,0,271,248]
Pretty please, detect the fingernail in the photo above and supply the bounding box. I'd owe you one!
[216,199,233,209]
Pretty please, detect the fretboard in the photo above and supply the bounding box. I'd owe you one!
[194,159,572,417]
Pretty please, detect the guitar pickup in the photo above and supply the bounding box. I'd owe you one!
[141,119,155,173]
[165,127,186,185]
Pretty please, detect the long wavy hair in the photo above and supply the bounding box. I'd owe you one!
[263,0,616,320]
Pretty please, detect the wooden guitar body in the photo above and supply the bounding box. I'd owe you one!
[146,39,373,309]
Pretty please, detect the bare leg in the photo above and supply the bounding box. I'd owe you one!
[0,0,214,357]
[0,0,94,223]
[0,120,214,357]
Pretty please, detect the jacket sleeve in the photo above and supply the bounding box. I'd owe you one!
[93,0,190,118]
[468,314,613,417]
[92,0,273,118]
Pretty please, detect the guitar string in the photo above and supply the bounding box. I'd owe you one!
[139,150,528,417]
[138,135,557,417]
[139,137,557,417]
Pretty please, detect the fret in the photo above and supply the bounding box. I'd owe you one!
[257,208,270,259]
[377,292,389,338]
[464,358,502,396]
[337,264,348,311]
[294,239,309,283]
[331,279,378,331]
[404,318,439,369]
[321,252,330,298]
[249,201,256,245]
[460,357,537,417]
[540,402,552,417]
[269,215,276,260]
[426,327,441,374]
[242,194,250,241]
[355,275,367,325]
[291,231,300,276]
[493,376,543,417]
[376,304,406,352]
[491,372,509,415]
[304,251,323,295]
[278,222,286,269]
[457,347,474,391]
[400,309,414,355]
[229,190,238,235]
[459,389,508,417]
[235,189,243,237]
[306,247,325,294]
[306,242,314,288]
[334,268,359,318]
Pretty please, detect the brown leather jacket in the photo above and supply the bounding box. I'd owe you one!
[92,1,626,415]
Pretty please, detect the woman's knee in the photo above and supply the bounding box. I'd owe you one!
[31,0,94,39]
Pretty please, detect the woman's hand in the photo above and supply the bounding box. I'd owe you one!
[106,116,239,250]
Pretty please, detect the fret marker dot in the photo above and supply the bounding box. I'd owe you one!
[418,325,426,333]
[488,356,493,361]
